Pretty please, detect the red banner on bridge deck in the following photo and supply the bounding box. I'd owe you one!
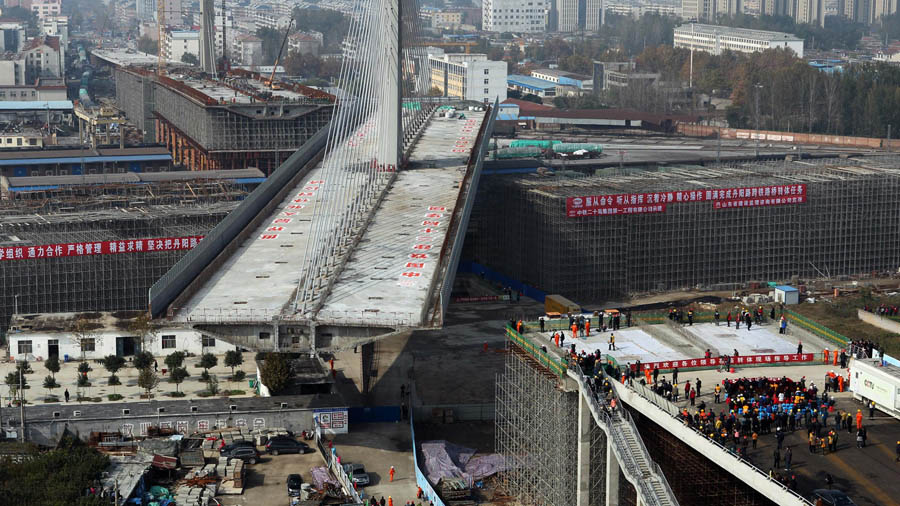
[0,235,204,262]
[566,184,807,218]
[634,353,815,372]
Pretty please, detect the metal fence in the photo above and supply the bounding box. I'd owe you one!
[783,309,850,347]
[504,326,567,377]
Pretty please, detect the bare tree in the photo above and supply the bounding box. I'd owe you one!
[128,312,158,353]
[806,71,819,133]
[71,318,101,362]
[822,74,840,134]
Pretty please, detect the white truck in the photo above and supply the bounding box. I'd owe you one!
[849,357,900,421]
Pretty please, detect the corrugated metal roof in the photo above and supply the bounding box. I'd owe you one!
[0,100,73,111]
[138,168,264,182]
[0,154,172,167]
[507,74,557,91]
[6,168,265,187]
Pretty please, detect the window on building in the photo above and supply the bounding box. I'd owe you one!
[484,78,489,84]
[484,88,489,94]
[17,340,32,355]
[484,68,489,75]
[161,335,176,349]
[259,331,271,339]
[82,338,95,352]
[202,335,216,348]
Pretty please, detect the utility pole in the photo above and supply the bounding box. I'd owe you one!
[754,83,763,159]
[887,124,892,153]
[716,128,721,163]
[18,366,25,442]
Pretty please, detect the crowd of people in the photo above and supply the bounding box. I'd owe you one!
[864,303,899,317]
[847,339,884,360]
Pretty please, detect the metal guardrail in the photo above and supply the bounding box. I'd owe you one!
[569,367,678,506]
[505,326,567,378]
[611,375,813,506]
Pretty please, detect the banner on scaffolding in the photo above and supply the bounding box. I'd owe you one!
[633,353,815,372]
[0,236,204,262]
[566,184,807,218]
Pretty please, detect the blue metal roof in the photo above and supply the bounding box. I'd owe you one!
[507,75,557,91]
[9,185,59,192]
[775,285,798,292]
[0,154,172,167]
[233,177,266,184]
[0,100,74,111]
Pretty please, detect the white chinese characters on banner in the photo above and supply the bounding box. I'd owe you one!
[0,236,204,262]
[566,184,808,218]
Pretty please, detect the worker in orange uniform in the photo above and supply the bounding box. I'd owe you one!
[571,323,578,341]
[837,374,844,392]
[389,465,395,482]
[388,497,393,506]
[554,332,560,348]
[824,348,830,364]
[833,350,838,366]
[585,319,591,337]
[856,409,863,430]
[516,320,523,334]
[644,367,652,384]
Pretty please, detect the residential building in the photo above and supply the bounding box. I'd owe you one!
[870,0,898,20]
[673,23,804,57]
[763,0,792,16]
[507,74,557,98]
[22,35,63,82]
[136,0,184,24]
[556,0,604,31]
[288,32,323,56]
[716,0,743,15]
[30,0,60,20]
[233,33,263,66]
[254,8,291,30]
[0,77,66,101]
[794,0,824,26]
[428,51,508,103]
[682,0,716,20]
[0,22,26,52]
[0,129,43,148]
[0,55,26,86]
[592,61,660,91]
[40,16,67,61]
[431,10,463,28]
[163,30,200,63]
[606,3,678,17]
[482,0,548,33]
[136,0,156,22]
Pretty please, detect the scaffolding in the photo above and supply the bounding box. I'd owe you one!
[470,155,900,303]
[0,202,236,339]
[495,346,579,505]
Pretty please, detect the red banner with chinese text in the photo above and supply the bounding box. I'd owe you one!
[0,236,204,262]
[566,184,807,218]
[633,353,815,372]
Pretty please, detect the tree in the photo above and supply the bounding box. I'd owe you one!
[0,438,109,505]
[199,352,218,373]
[224,350,244,380]
[45,356,60,379]
[103,355,125,390]
[137,35,158,55]
[133,350,154,371]
[128,312,158,352]
[165,351,186,371]
[169,367,189,394]
[137,368,159,399]
[181,52,199,65]
[5,371,25,399]
[43,375,59,398]
[427,86,444,97]
[259,353,294,395]
[71,317,100,362]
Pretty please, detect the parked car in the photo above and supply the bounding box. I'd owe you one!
[265,436,312,455]
[287,474,303,497]
[221,446,260,464]
[811,489,857,506]
[219,440,255,455]
[342,463,370,486]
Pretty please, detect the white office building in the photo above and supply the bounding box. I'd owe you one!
[428,51,508,103]
[482,0,547,33]
[673,23,804,57]
[163,30,201,63]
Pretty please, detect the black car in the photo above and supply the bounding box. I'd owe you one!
[221,445,260,464]
[287,473,303,497]
[812,489,857,506]
[265,436,312,455]
[219,440,255,455]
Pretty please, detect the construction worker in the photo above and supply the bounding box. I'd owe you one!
[727,311,732,327]
[856,409,863,430]
[571,323,578,341]
[837,374,844,392]
[585,318,590,337]
[644,368,651,384]
[608,333,616,351]
[833,350,838,366]
[516,320,523,334]
[824,348,830,364]
[389,466,395,482]
[554,332,560,348]
[714,310,720,326]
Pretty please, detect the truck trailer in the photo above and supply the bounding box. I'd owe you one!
[849,358,900,421]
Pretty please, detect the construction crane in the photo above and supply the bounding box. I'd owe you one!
[266,16,294,90]
[413,40,477,54]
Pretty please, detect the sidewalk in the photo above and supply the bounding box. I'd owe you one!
[0,351,258,406]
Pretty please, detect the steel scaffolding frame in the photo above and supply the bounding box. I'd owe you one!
[470,155,900,303]
[495,347,578,506]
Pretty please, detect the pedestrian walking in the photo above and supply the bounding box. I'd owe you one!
[389,466,395,482]
[714,310,720,326]
[773,448,780,469]
[64,389,70,403]
[727,311,732,327]
[797,341,803,354]
[695,378,702,396]
[869,400,876,419]
[784,447,792,470]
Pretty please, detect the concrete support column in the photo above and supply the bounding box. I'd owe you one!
[576,393,591,506]
[606,441,620,506]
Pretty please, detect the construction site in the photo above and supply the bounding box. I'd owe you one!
[0,169,265,338]
[114,67,334,173]
[469,155,900,303]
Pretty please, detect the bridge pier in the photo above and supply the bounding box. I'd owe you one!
[606,441,620,506]
[576,393,591,506]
